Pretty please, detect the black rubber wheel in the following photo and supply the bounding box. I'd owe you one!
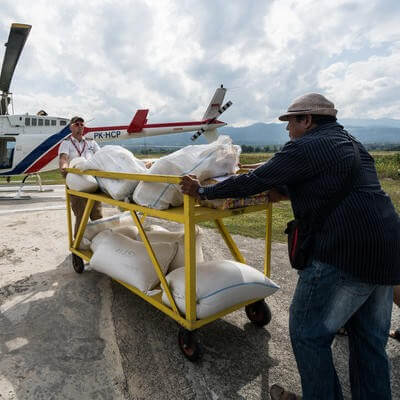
[245,300,272,327]
[178,328,202,361]
[72,254,84,274]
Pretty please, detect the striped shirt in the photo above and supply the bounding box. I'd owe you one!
[203,122,400,285]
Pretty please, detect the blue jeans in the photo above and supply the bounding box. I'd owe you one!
[289,260,393,400]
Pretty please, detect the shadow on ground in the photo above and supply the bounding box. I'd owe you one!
[0,256,125,399]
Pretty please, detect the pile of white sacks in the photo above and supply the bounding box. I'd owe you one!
[69,136,279,317]
[66,135,241,208]
[82,213,279,318]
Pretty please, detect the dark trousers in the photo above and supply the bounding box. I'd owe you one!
[289,260,392,400]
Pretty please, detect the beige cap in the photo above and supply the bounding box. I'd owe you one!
[278,93,337,121]
[70,116,84,125]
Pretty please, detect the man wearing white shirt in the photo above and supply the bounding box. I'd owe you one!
[59,116,103,235]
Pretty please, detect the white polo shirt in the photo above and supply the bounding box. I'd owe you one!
[58,137,100,161]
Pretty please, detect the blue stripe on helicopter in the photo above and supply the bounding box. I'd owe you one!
[0,126,71,176]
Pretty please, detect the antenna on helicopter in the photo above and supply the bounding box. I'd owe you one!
[0,23,31,115]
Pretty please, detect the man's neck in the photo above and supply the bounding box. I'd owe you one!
[72,136,83,143]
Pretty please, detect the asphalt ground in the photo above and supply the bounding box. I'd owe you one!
[0,185,399,399]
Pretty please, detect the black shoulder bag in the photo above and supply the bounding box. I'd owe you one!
[285,139,360,270]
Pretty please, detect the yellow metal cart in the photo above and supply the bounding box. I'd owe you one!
[66,168,273,361]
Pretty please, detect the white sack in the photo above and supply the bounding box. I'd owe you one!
[84,145,147,200]
[132,135,241,209]
[84,211,132,241]
[162,260,279,319]
[90,230,177,293]
[78,237,91,251]
[136,225,204,271]
[111,225,139,240]
[66,157,98,192]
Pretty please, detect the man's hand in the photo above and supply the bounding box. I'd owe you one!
[180,175,201,199]
[267,188,289,203]
[60,167,68,178]
[59,154,69,178]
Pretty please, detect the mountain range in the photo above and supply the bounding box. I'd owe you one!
[117,118,400,149]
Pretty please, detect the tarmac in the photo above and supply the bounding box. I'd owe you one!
[0,184,399,399]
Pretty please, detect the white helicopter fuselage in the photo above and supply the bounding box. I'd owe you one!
[0,112,226,177]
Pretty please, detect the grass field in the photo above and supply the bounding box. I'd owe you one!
[2,151,398,242]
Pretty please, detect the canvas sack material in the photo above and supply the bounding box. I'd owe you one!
[134,224,204,271]
[90,230,178,293]
[66,157,98,192]
[132,135,241,210]
[83,145,147,200]
[162,260,279,319]
[84,211,132,241]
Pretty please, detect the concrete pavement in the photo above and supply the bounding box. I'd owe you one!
[0,185,399,399]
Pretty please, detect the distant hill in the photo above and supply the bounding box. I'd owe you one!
[111,118,400,149]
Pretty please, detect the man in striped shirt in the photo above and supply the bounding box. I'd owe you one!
[181,93,400,400]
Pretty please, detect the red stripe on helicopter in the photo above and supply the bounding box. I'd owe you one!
[25,143,61,173]
[85,119,224,132]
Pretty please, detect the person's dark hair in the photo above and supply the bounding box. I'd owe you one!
[295,114,337,126]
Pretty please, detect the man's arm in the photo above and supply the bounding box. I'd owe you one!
[180,141,312,201]
[59,153,69,178]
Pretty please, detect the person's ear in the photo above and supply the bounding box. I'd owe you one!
[305,114,313,128]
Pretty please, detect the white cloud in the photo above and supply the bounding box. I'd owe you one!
[1,0,399,127]
[318,46,400,118]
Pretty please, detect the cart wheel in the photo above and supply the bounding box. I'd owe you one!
[72,254,84,274]
[245,300,272,327]
[178,328,202,361]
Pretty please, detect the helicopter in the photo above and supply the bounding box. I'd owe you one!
[0,23,232,196]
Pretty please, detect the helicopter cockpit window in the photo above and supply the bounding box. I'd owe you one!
[32,118,37,126]
[38,119,43,126]
[0,138,15,170]
[51,120,56,126]
[25,117,30,126]
[45,119,50,126]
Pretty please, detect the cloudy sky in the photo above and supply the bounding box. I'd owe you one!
[1,0,399,127]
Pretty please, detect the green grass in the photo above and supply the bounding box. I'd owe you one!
[373,153,400,179]
[0,169,65,184]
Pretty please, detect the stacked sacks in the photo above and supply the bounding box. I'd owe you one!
[90,230,178,294]
[83,145,147,200]
[77,211,134,250]
[132,135,241,209]
[83,211,133,241]
[66,157,98,192]
[134,225,204,271]
[98,222,204,271]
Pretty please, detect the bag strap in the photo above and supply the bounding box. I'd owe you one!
[312,137,360,230]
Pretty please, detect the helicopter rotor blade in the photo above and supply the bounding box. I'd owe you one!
[0,23,31,94]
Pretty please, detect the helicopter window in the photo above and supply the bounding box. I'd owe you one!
[45,119,50,126]
[25,118,30,126]
[0,138,15,169]
[60,120,67,126]
[51,120,56,126]
[38,119,43,126]
[32,118,37,126]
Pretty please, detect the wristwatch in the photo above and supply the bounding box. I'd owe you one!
[197,186,206,199]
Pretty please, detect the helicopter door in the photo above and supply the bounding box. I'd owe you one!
[0,138,16,169]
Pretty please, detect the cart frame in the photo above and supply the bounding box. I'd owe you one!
[66,168,273,332]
